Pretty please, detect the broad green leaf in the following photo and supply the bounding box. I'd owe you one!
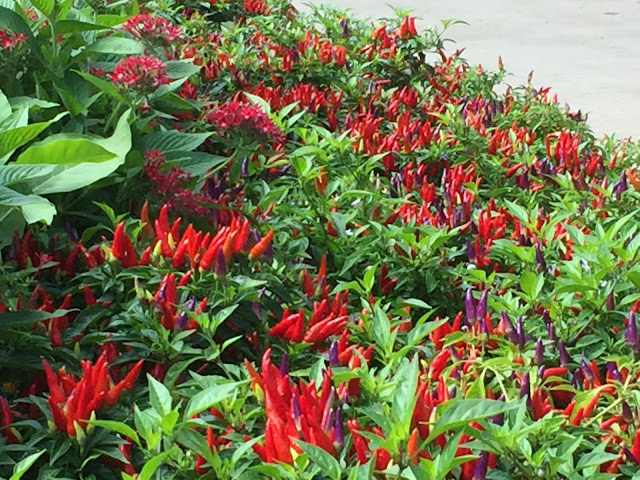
[139,131,211,153]
[9,450,46,480]
[91,108,132,158]
[0,186,55,224]
[16,110,131,194]
[0,164,58,187]
[17,139,116,165]
[89,420,141,446]
[75,70,127,104]
[428,399,520,441]
[56,20,111,34]
[0,107,29,132]
[0,90,11,122]
[184,382,240,418]
[0,309,72,328]
[8,97,58,111]
[296,440,341,480]
[20,200,56,224]
[0,112,67,163]
[95,14,128,27]
[83,36,144,55]
[165,60,201,79]
[31,0,54,16]
[147,374,172,417]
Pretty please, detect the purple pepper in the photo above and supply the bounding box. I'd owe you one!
[534,338,544,365]
[476,289,488,321]
[279,353,289,375]
[626,312,640,353]
[465,289,477,323]
[214,248,226,277]
[472,451,489,480]
[570,368,584,389]
[333,407,344,446]
[557,340,570,365]
[606,362,623,381]
[580,359,594,383]
[519,372,531,407]
[605,292,616,311]
[328,341,340,366]
[515,316,526,349]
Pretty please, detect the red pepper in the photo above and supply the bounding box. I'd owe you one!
[249,230,274,261]
[111,222,137,268]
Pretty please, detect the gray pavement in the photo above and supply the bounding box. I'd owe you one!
[294,0,640,138]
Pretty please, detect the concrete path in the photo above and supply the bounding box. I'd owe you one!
[294,0,640,138]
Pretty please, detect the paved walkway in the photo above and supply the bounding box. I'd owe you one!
[294,0,640,138]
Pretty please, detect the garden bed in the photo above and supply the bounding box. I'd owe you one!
[0,0,639,478]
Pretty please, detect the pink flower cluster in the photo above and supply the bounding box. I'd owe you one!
[205,100,286,146]
[121,14,181,45]
[108,55,169,94]
[0,29,27,50]
[144,149,209,216]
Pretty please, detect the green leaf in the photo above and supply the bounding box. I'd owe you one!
[296,440,341,480]
[139,131,211,153]
[391,355,419,438]
[0,112,67,163]
[75,70,127,104]
[428,399,520,441]
[17,139,116,164]
[520,271,543,300]
[31,0,54,16]
[95,14,128,27]
[9,450,46,480]
[0,164,59,187]
[83,37,144,56]
[372,304,392,354]
[89,420,141,446]
[147,374,172,417]
[137,449,172,480]
[15,110,131,194]
[0,90,11,123]
[361,263,378,293]
[0,186,55,224]
[8,96,58,111]
[184,382,240,418]
[56,20,111,35]
[0,309,72,328]
[165,60,201,79]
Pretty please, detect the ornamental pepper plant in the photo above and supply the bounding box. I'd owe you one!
[1,0,640,479]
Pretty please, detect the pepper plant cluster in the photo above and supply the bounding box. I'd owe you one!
[1,0,640,479]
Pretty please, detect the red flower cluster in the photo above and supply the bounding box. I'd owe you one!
[121,13,181,45]
[42,354,143,435]
[205,100,286,146]
[144,149,211,216]
[108,55,169,94]
[0,29,26,50]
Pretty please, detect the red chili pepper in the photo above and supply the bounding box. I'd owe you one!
[112,222,137,268]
